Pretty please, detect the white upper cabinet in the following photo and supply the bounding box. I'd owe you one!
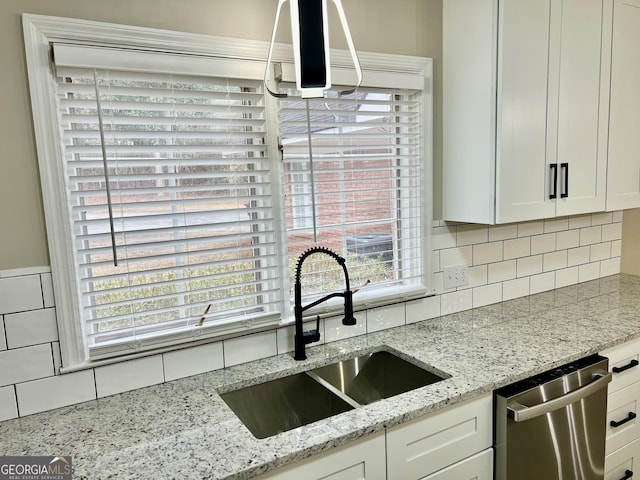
[606,0,640,211]
[443,0,612,224]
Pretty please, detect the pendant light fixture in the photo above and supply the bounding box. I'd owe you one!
[264,0,362,98]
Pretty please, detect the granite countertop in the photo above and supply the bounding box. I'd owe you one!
[3,274,640,479]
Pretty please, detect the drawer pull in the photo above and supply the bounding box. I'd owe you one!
[612,359,639,373]
[610,412,637,428]
[620,470,633,480]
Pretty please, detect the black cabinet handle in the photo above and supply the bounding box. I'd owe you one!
[620,469,633,480]
[613,359,639,373]
[560,163,569,198]
[550,164,558,199]
[610,411,637,428]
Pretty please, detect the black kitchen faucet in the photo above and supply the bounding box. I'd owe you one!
[293,246,356,360]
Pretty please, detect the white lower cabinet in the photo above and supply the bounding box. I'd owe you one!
[257,394,493,480]
[421,449,493,480]
[606,382,640,455]
[605,438,640,480]
[386,394,492,479]
[257,430,386,480]
[602,337,640,480]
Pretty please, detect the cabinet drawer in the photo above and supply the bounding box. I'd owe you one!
[422,449,493,480]
[386,394,492,480]
[607,382,640,455]
[602,338,640,393]
[605,438,640,480]
[257,431,386,480]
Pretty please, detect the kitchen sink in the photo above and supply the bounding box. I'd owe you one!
[309,350,449,405]
[220,372,355,439]
[220,349,449,439]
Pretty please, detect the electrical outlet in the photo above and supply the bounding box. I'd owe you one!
[443,265,469,289]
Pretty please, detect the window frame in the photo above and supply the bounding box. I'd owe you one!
[23,14,433,371]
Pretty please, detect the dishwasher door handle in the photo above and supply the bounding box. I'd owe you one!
[507,371,612,422]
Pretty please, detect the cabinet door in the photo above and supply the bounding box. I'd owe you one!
[386,394,492,480]
[606,0,640,211]
[422,449,493,480]
[554,0,610,216]
[606,382,640,455]
[496,0,554,223]
[605,438,640,480]
[257,431,386,480]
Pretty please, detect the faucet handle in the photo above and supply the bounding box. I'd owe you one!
[303,315,321,344]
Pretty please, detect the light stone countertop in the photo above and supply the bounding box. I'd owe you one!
[2,274,640,479]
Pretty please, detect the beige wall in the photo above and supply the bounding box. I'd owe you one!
[0,0,442,269]
[622,208,640,274]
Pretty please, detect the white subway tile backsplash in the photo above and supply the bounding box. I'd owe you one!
[163,342,224,382]
[473,283,502,308]
[440,246,472,269]
[0,317,5,351]
[590,242,611,262]
[40,273,55,308]
[431,272,445,294]
[503,277,530,301]
[457,224,488,246]
[406,295,440,325]
[612,240,622,258]
[0,267,50,278]
[489,224,518,242]
[0,275,43,315]
[544,217,569,233]
[223,331,277,367]
[613,211,623,222]
[324,314,367,342]
[432,225,457,250]
[504,237,531,260]
[517,255,543,278]
[440,289,473,315]
[473,241,503,265]
[4,308,58,349]
[543,250,567,272]
[467,265,488,288]
[0,386,18,421]
[568,246,591,267]
[591,212,613,226]
[518,220,544,237]
[530,272,556,294]
[579,226,602,246]
[367,303,405,333]
[95,355,164,398]
[579,262,600,283]
[569,214,592,229]
[488,260,516,284]
[52,342,62,375]
[0,344,53,387]
[602,222,623,242]
[556,229,580,250]
[16,370,96,416]
[556,267,579,289]
[531,233,556,255]
[602,257,621,277]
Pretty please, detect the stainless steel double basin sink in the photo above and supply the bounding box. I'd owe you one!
[220,349,449,439]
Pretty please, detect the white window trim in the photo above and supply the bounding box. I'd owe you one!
[23,14,433,371]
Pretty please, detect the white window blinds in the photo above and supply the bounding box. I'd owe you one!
[279,87,425,301]
[55,63,280,359]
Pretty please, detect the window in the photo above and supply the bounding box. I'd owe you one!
[24,15,432,369]
[280,88,424,300]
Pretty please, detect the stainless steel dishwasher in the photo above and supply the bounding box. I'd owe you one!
[494,354,612,480]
